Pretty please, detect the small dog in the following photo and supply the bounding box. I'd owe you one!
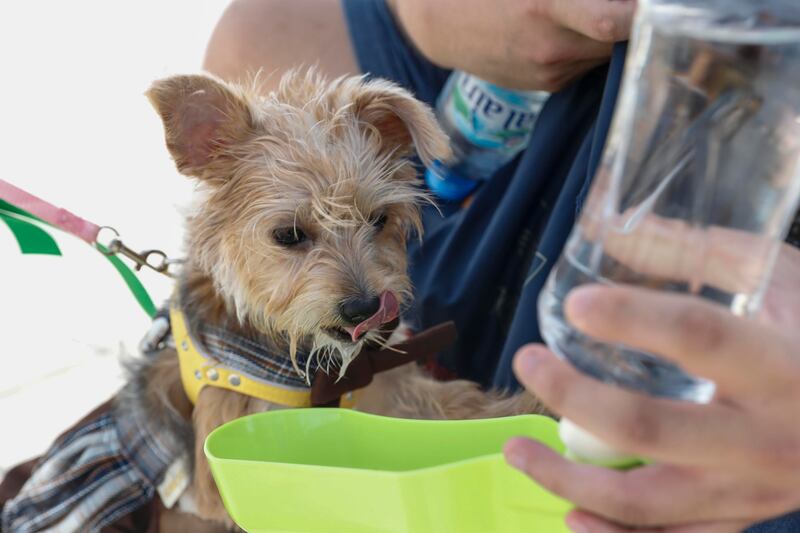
[149,71,546,528]
[3,71,545,532]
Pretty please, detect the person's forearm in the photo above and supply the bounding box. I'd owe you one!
[386,0,465,71]
[387,0,532,87]
[386,0,635,91]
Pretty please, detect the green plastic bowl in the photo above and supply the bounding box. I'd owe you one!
[205,408,571,533]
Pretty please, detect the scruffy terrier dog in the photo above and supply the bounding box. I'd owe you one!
[1,71,543,532]
[148,71,545,528]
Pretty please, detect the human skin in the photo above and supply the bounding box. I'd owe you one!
[204,0,360,92]
[386,0,636,90]
[203,0,635,93]
[505,242,800,532]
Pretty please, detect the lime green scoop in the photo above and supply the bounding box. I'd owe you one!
[205,408,571,532]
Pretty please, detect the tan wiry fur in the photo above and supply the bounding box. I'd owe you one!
[357,364,548,420]
[144,70,547,528]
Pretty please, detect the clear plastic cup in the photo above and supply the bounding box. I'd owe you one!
[538,0,800,403]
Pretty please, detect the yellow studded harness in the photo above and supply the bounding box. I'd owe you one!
[164,300,456,409]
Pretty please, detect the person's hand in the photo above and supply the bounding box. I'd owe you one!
[387,0,636,91]
[504,242,800,532]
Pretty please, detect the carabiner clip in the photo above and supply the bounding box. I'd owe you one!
[97,226,182,278]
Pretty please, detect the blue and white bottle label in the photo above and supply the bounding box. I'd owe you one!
[441,72,548,153]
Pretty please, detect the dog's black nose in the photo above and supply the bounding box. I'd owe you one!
[339,295,381,325]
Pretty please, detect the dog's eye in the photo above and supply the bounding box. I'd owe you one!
[272,227,307,247]
[372,214,388,231]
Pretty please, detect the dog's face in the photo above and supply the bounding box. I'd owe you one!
[148,72,449,366]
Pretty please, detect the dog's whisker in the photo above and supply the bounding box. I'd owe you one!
[304,351,313,382]
[379,343,406,354]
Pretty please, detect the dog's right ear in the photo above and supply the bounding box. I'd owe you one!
[352,79,452,168]
[147,74,254,179]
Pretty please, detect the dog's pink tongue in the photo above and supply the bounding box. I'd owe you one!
[345,291,399,342]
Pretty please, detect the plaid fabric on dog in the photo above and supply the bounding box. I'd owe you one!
[1,365,185,533]
[197,322,316,389]
[177,284,320,391]
[2,414,154,533]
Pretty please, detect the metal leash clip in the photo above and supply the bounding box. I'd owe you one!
[96,226,184,278]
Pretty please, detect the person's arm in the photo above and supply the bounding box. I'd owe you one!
[387,0,636,91]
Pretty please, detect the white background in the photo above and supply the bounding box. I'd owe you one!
[0,0,230,470]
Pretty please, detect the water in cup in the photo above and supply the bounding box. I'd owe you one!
[538,0,800,403]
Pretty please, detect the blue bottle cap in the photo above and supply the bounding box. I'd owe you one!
[424,162,479,203]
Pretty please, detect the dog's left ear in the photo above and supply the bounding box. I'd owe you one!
[353,80,451,166]
[147,74,254,180]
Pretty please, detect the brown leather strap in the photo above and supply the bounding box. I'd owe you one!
[310,321,457,407]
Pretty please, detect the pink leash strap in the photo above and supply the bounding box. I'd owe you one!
[0,179,100,244]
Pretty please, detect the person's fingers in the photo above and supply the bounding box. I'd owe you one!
[563,285,800,398]
[566,511,629,533]
[546,0,636,43]
[512,346,746,464]
[567,510,750,533]
[566,510,630,533]
[503,438,747,526]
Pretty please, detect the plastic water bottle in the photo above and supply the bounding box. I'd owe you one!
[538,0,800,405]
[425,71,549,202]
